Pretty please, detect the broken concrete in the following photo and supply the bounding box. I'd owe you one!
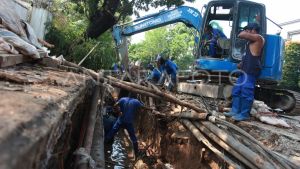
[178,82,233,99]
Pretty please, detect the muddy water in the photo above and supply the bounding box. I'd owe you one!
[110,137,127,169]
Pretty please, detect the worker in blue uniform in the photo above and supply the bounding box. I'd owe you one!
[146,63,161,83]
[156,55,178,91]
[202,24,227,57]
[224,23,265,121]
[112,63,120,74]
[105,95,151,156]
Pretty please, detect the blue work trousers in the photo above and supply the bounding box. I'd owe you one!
[105,118,138,152]
[232,73,256,101]
[209,42,217,56]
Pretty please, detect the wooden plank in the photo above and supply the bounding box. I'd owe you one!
[0,50,9,54]
[0,54,32,68]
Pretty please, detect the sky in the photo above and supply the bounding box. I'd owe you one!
[131,0,300,43]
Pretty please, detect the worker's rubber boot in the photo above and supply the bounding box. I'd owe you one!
[223,96,241,117]
[133,142,139,158]
[232,98,252,121]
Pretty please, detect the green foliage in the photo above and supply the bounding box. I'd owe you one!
[45,0,197,70]
[281,42,300,90]
[45,0,117,70]
[128,23,196,69]
[70,34,117,70]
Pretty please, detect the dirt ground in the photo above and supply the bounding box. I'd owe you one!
[0,64,94,169]
[105,92,300,168]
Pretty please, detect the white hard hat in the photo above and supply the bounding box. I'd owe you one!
[135,60,141,66]
[156,54,162,61]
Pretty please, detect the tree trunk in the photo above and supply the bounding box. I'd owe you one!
[86,0,120,38]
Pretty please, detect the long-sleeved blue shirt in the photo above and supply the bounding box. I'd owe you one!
[118,97,144,123]
[147,68,161,83]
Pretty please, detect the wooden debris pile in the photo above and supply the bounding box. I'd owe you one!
[42,57,299,169]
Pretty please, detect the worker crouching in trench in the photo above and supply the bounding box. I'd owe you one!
[156,55,178,92]
[105,93,153,158]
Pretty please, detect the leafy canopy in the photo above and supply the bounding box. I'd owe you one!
[129,23,197,69]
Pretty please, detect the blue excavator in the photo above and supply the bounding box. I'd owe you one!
[112,0,300,115]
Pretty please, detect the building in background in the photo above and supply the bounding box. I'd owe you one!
[278,19,300,41]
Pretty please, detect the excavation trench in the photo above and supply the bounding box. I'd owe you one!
[102,86,226,169]
[2,62,300,169]
[0,65,223,169]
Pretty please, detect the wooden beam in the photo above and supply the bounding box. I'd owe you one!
[0,54,31,68]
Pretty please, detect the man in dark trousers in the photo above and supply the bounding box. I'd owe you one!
[105,94,151,157]
[224,23,265,121]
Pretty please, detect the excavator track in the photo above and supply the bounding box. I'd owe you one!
[255,87,300,116]
[179,71,300,115]
[285,90,300,115]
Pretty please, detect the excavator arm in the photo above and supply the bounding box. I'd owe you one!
[112,6,202,70]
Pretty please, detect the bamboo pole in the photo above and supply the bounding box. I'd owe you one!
[181,119,243,169]
[201,121,276,169]
[193,122,258,169]
[214,118,292,169]
[107,76,206,114]
[77,85,101,169]
[59,60,208,115]
[160,110,209,120]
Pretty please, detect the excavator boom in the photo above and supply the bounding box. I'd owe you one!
[112,6,202,70]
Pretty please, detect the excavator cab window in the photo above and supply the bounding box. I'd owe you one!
[199,2,234,58]
[232,2,265,60]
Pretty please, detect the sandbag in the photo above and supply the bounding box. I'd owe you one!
[0,37,19,54]
[21,20,43,49]
[0,28,40,59]
[0,0,27,38]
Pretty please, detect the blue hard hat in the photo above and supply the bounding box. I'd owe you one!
[147,64,154,70]
[243,22,260,33]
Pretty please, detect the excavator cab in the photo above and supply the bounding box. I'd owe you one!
[197,0,265,65]
[195,0,283,83]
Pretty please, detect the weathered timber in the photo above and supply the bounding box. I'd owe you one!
[90,87,106,169]
[0,50,47,68]
[201,121,276,169]
[181,119,242,169]
[0,54,31,67]
[107,76,207,114]
[167,110,209,120]
[77,85,101,169]
[43,58,208,115]
[215,118,296,169]
[193,122,258,169]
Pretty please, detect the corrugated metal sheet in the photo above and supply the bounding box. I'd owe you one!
[30,7,52,39]
[13,0,31,21]
[32,0,53,8]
